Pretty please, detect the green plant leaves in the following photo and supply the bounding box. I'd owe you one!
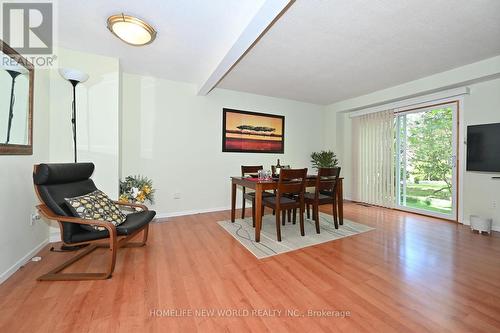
[310,150,339,170]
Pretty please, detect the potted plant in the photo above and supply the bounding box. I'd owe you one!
[310,150,339,170]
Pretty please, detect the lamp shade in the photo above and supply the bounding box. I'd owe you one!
[59,68,89,83]
[3,64,28,75]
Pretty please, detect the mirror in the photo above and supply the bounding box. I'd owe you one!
[0,39,34,155]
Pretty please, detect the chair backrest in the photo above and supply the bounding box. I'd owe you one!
[241,165,263,177]
[33,163,97,242]
[277,168,308,196]
[271,164,291,175]
[314,167,341,198]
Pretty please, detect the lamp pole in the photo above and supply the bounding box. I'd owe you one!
[70,80,78,163]
[59,69,89,163]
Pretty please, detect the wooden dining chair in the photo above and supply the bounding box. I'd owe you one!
[241,165,273,226]
[304,167,341,232]
[271,164,294,222]
[262,168,308,241]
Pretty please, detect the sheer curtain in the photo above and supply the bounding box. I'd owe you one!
[352,110,395,208]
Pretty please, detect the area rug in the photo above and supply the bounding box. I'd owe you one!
[217,212,374,259]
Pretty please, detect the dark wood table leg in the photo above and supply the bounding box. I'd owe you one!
[231,181,236,222]
[338,178,344,225]
[254,185,263,242]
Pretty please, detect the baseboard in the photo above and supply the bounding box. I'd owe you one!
[0,238,49,285]
[155,205,238,220]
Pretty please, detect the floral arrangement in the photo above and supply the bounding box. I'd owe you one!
[119,175,155,204]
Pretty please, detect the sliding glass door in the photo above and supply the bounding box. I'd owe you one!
[395,102,458,220]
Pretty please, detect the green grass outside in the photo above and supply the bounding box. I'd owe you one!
[402,182,452,214]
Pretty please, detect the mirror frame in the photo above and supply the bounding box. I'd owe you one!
[0,39,34,155]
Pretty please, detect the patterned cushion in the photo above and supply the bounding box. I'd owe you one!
[64,190,126,231]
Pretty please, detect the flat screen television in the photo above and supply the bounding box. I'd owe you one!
[467,122,500,172]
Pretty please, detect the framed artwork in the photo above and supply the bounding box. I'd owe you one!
[222,108,284,153]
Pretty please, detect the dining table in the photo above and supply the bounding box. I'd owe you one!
[230,176,344,242]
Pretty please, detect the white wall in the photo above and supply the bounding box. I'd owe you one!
[332,111,353,199]
[0,69,51,283]
[327,55,500,230]
[121,73,326,216]
[322,108,338,153]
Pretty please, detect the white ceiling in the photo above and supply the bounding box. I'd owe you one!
[56,0,265,83]
[56,0,500,105]
[219,0,500,104]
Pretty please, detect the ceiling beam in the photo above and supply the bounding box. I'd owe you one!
[197,0,294,96]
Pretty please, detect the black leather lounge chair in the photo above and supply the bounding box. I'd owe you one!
[33,163,155,281]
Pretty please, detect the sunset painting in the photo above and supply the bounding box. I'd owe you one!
[222,108,284,153]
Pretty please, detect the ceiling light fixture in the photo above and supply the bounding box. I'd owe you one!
[107,13,157,46]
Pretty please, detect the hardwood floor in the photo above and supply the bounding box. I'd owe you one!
[1,202,500,332]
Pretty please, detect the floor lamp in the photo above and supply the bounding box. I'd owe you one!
[59,69,89,163]
[4,68,25,144]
